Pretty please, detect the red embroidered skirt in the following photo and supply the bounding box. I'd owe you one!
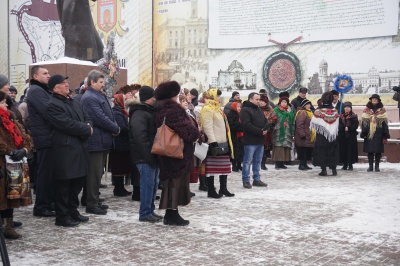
[204,155,231,176]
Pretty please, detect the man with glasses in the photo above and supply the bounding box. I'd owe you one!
[46,75,93,227]
[240,93,270,189]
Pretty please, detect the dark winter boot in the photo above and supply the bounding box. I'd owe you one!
[375,153,381,172]
[231,161,239,172]
[367,153,374,172]
[198,176,208,191]
[163,209,189,226]
[305,162,312,170]
[348,164,353,170]
[341,163,348,170]
[318,166,327,176]
[3,218,21,239]
[207,176,222,199]
[261,157,267,170]
[218,175,235,197]
[298,160,307,170]
[131,186,140,201]
[237,161,242,171]
[279,161,287,169]
[113,176,129,197]
[332,165,337,176]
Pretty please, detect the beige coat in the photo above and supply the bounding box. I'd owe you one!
[200,108,227,144]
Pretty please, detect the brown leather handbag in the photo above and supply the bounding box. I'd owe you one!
[151,117,184,159]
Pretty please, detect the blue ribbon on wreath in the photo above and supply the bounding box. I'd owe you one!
[334,75,353,114]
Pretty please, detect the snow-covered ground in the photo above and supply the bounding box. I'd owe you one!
[7,162,400,265]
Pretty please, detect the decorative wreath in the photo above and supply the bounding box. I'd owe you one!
[334,75,353,94]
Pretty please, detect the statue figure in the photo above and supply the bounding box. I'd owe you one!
[57,0,104,62]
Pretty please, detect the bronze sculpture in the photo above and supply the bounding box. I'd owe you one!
[57,0,104,62]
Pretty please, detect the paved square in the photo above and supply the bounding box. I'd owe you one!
[7,163,400,265]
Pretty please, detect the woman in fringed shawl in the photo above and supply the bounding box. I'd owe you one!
[272,95,294,169]
[259,94,277,170]
[338,102,359,171]
[0,91,32,239]
[294,99,315,171]
[200,89,235,198]
[110,94,132,197]
[310,92,340,176]
[227,101,244,172]
[360,94,390,172]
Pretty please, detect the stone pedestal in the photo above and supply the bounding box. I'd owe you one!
[30,59,127,91]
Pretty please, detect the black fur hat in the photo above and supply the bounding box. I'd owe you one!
[279,91,290,98]
[321,91,334,105]
[154,81,181,100]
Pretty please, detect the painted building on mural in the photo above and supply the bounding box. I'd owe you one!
[308,59,400,95]
[215,60,256,91]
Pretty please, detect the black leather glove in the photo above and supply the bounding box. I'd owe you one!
[10,149,26,161]
[301,136,306,140]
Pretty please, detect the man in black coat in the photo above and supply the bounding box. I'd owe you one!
[223,91,241,116]
[291,87,315,113]
[26,66,57,217]
[129,86,162,223]
[239,92,269,189]
[46,75,93,227]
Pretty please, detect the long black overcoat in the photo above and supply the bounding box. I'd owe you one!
[46,93,92,180]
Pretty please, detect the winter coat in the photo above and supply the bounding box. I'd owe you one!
[360,102,390,153]
[155,99,199,180]
[272,106,294,148]
[201,103,228,144]
[338,112,359,164]
[223,98,237,116]
[294,108,314,148]
[112,106,130,152]
[240,100,268,145]
[129,102,158,166]
[227,109,244,161]
[26,79,53,149]
[311,106,339,167]
[261,105,277,151]
[46,93,92,180]
[0,116,32,210]
[80,87,119,152]
[291,95,315,113]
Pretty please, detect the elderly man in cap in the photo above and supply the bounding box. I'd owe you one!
[46,75,93,227]
[224,91,241,116]
[291,86,314,113]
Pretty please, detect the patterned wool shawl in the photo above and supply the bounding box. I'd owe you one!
[361,107,388,140]
[340,111,357,128]
[310,108,339,142]
[273,105,294,145]
[200,89,234,158]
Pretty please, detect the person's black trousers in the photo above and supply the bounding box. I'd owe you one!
[54,177,85,221]
[33,147,54,212]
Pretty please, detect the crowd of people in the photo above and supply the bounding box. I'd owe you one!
[0,68,392,238]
